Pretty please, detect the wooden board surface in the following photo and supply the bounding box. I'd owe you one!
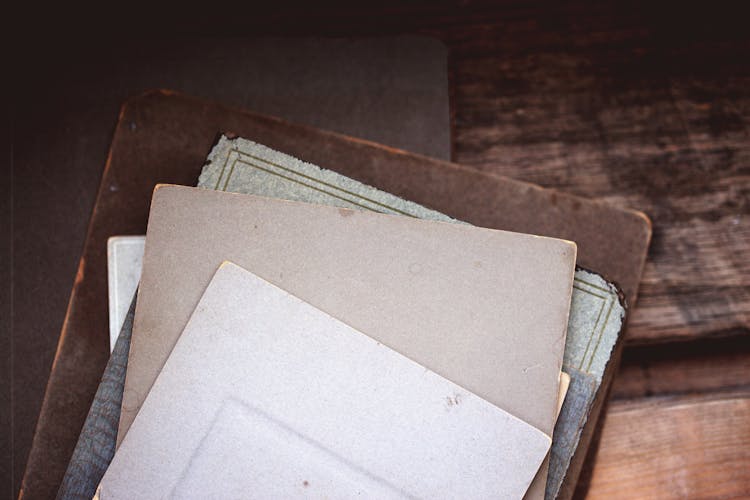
[434,4,750,344]
[587,391,750,499]
[593,340,750,498]
[613,336,750,400]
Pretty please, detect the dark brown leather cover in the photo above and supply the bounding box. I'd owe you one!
[20,90,651,499]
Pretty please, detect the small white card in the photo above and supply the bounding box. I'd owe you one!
[98,262,550,499]
[106,236,145,351]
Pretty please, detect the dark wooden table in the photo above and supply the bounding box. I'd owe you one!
[9,1,749,498]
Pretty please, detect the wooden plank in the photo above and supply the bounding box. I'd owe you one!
[436,3,750,344]
[612,335,750,399]
[587,392,750,499]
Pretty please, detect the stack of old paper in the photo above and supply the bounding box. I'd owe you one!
[94,156,581,497]
[31,81,650,500]
[84,135,632,500]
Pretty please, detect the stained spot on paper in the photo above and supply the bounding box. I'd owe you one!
[446,394,461,407]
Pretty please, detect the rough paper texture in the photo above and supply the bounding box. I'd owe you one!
[200,139,459,221]
[547,368,598,497]
[101,263,551,499]
[564,270,623,383]
[547,270,624,499]
[57,296,136,500]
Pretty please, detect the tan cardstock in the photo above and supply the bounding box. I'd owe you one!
[557,372,571,418]
[119,185,576,445]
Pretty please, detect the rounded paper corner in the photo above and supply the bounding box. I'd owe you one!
[218,260,238,271]
[150,183,185,204]
[559,238,578,263]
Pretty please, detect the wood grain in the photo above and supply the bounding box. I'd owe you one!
[437,5,750,344]
[587,392,750,499]
[613,337,750,400]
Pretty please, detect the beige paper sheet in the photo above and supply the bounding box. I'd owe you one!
[119,185,576,444]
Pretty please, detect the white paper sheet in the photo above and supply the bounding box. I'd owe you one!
[99,262,550,499]
[106,236,145,351]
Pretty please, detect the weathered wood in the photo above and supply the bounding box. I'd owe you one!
[437,5,750,344]
[587,392,750,499]
[612,336,750,400]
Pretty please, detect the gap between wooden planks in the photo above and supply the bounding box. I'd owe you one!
[612,335,750,399]
[587,390,750,499]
